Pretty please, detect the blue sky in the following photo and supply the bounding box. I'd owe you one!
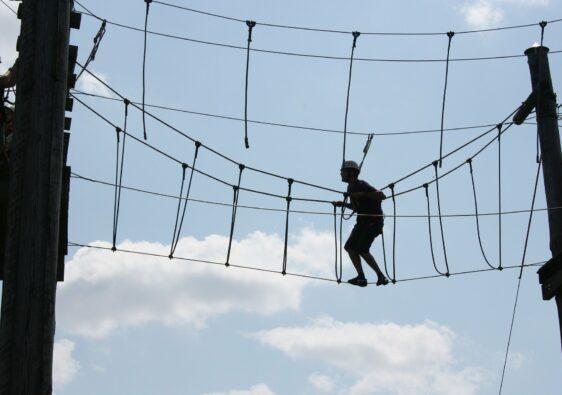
[2,0,562,394]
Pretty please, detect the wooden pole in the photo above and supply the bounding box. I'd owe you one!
[524,46,562,349]
[0,0,71,393]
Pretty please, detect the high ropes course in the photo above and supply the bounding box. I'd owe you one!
[42,1,562,391]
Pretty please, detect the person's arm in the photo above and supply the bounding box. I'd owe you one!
[333,200,354,209]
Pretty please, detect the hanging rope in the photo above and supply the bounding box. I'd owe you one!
[439,31,455,168]
[226,164,245,266]
[380,230,392,280]
[359,133,374,170]
[342,31,360,164]
[169,163,187,258]
[497,123,503,270]
[389,183,397,283]
[499,158,542,395]
[169,141,201,258]
[111,99,130,251]
[142,0,152,140]
[76,19,107,81]
[423,183,448,276]
[244,20,256,149]
[467,158,498,270]
[433,161,450,276]
[332,203,343,283]
[281,178,293,275]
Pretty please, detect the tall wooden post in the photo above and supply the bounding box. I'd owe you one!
[522,46,562,349]
[0,0,71,393]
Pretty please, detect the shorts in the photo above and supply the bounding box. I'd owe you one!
[344,221,383,254]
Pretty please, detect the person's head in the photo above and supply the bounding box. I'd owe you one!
[340,160,360,183]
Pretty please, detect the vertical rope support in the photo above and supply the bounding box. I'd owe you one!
[389,183,397,283]
[111,99,130,251]
[424,183,446,276]
[142,0,152,140]
[169,141,201,258]
[359,133,374,170]
[433,161,450,276]
[467,158,496,270]
[226,164,245,266]
[498,159,542,395]
[439,31,455,168]
[169,163,187,259]
[244,20,256,149]
[332,203,342,283]
[342,31,360,164]
[339,193,347,281]
[497,123,503,270]
[380,230,391,280]
[281,179,294,275]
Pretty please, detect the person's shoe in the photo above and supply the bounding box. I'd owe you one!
[376,277,389,286]
[348,276,368,287]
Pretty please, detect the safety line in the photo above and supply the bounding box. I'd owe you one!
[342,31,360,164]
[67,241,546,285]
[439,31,454,168]
[73,4,562,64]
[498,158,542,394]
[142,0,152,140]
[152,1,562,37]
[244,20,256,149]
[433,161,450,276]
[70,90,527,138]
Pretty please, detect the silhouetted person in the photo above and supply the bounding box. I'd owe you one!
[334,160,389,287]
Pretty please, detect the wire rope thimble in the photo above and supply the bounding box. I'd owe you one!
[351,31,360,47]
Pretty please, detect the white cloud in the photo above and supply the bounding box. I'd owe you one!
[309,373,336,393]
[53,339,80,390]
[459,0,550,30]
[252,316,488,395]
[0,4,20,72]
[76,70,112,96]
[203,384,276,395]
[58,228,337,338]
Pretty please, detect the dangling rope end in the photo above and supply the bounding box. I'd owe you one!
[244,136,250,149]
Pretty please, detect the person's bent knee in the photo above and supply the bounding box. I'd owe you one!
[359,251,373,259]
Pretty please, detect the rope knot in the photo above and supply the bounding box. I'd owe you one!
[145,0,152,4]
[287,178,294,185]
[352,31,360,47]
[466,158,472,164]
[432,160,439,168]
[423,183,428,190]
[232,185,239,191]
[181,162,188,169]
[447,31,455,38]
[195,140,202,148]
[246,20,256,42]
[496,122,503,131]
[123,98,130,106]
[539,21,547,29]
[285,196,292,203]
[238,163,246,171]
[388,183,395,191]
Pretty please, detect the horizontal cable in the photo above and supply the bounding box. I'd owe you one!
[153,0,561,37]
[67,241,546,285]
[71,94,337,203]
[71,171,561,219]
[71,90,512,137]
[74,3,562,63]
[73,68,344,195]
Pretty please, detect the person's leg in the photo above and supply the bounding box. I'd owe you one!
[348,250,365,278]
[359,251,385,280]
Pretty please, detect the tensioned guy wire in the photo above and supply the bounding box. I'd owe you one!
[499,158,542,395]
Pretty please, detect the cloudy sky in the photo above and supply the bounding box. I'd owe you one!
[2,0,562,394]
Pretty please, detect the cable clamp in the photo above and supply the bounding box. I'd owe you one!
[238,163,246,171]
[195,140,202,148]
[539,21,547,29]
[432,160,439,168]
[123,98,131,106]
[447,31,455,38]
[232,185,239,191]
[246,20,256,42]
[388,183,395,191]
[181,162,188,170]
[352,31,360,47]
[287,178,294,185]
[285,196,292,203]
[496,122,503,131]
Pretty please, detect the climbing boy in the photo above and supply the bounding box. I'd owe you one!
[334,160,389,287]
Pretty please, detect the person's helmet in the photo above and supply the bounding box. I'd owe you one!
[341,160,360,173]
